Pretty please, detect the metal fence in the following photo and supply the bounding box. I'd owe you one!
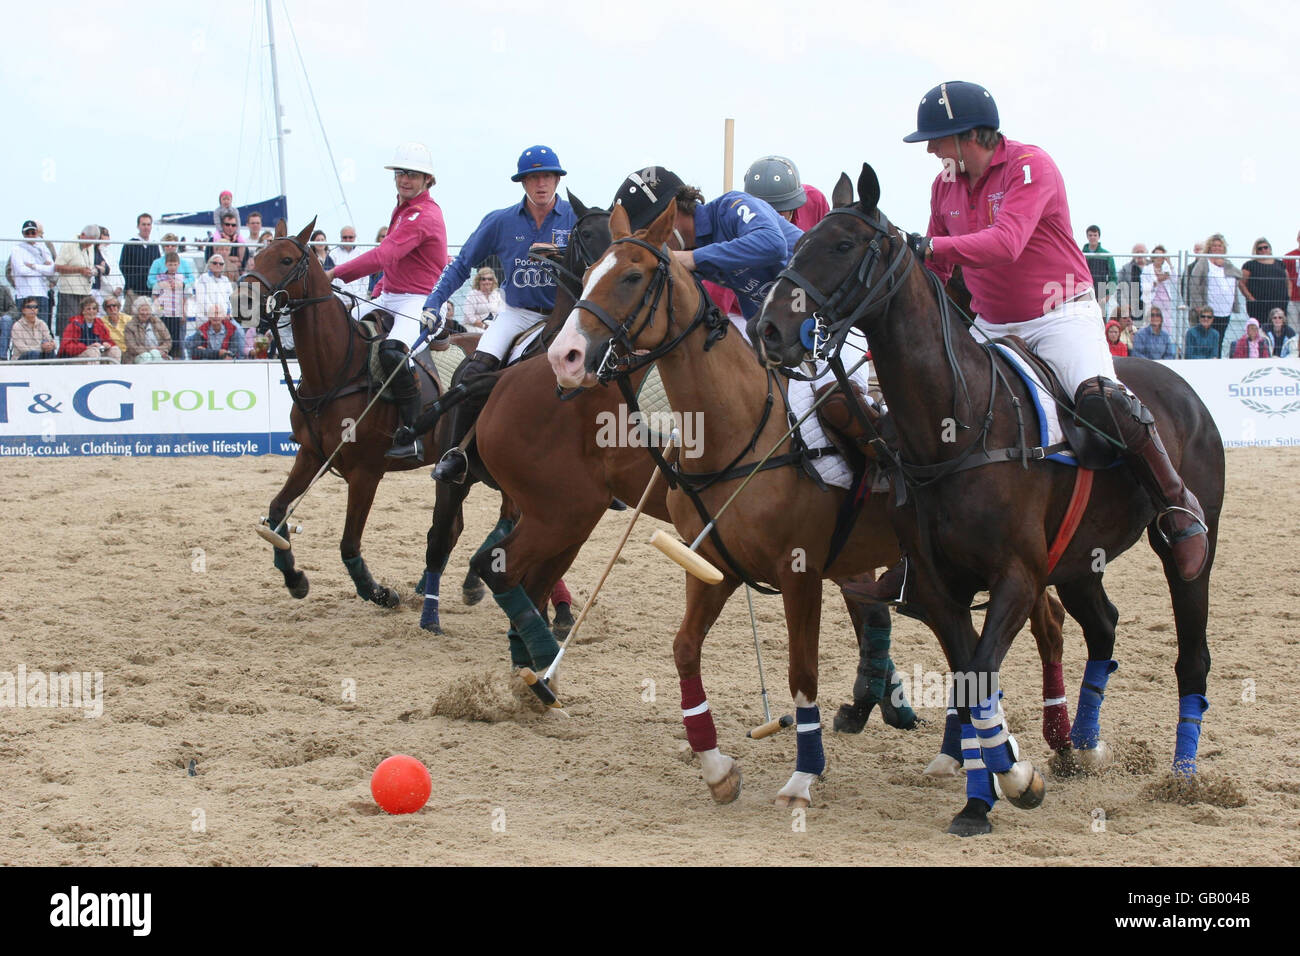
[4,236,1296,362]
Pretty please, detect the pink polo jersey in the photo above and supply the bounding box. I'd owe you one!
[925,138,1092,324]
[333,190,447,296]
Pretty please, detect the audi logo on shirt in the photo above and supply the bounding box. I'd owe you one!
[511,267,556,289]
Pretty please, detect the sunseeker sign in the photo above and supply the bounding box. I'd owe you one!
[1161,357,1300,447]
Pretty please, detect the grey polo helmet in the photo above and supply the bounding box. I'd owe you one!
[742,155,807,212]
[902,81,1000,143]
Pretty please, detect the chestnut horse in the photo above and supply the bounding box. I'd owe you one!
[547,202,1070,807]
[753,164,1224,835]
[244,219,475,607]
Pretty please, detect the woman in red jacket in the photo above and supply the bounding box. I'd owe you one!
[60,297,121,362]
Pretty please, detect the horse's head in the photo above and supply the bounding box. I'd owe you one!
[564,191,613,276]
[548,201,681,389]
[752,162,902,368]
[238,217,321,332]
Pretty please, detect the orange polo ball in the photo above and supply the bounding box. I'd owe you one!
[370,755,432,815]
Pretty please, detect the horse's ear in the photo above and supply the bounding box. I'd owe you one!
[294,217,318,245]
[644,202,676,247]
[567,190,589,219]
[856,164,881,212]
[610,203,632,240]
[831,173,854,209]
[274,219,287,238]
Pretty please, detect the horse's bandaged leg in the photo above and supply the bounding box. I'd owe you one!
[342,555,375,599]
[1070,658,1118,750]
[680,676,717,753]
[861,624,918,728]
[1173,694,1209,776]
[272,548,293,572]
[419,574,441,630]
[795,705,825,776]
[472,518,515,565]
[550,579,572,609]
[961,722,997,807]
[492,585,558,669]
[941,706,962,760]
[1042,660,1071,750]
[507,629,530,669]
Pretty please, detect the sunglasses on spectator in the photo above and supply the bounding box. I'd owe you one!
[1256,245,1270,251]
[106,303,120,310]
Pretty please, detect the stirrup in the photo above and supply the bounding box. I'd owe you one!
[432,447,468,484]
[1154,505,1207,548]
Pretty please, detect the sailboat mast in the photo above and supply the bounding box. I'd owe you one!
[266,0,288,204]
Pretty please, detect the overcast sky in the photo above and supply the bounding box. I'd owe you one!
[5,0,1295,260]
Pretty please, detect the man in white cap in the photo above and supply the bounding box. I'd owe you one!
[326,142,448,459]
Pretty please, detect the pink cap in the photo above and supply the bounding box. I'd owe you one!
[220,190,233,200]
[1245,317,1260,327]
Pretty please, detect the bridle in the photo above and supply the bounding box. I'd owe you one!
[239,235,338,335]
[775,206,916,363]
[572,236,728,384]
[529,208,611,291]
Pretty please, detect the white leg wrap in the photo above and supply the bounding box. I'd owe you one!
[699,747,733,786]
[776,770,818,805]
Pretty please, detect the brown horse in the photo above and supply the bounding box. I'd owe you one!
[243,219,478,607]
[753,164,1224,834]
[546,202,1070,807]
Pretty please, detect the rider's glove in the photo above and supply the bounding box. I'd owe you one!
[906,233,931,259]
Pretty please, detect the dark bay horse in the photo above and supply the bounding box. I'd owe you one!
[427,199,927,748]
[546,203,1071,807]
[244,219,474,607]
[754,164,1224,835]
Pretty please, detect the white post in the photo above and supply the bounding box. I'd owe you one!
[723,118,735,193]
[266,0,288,204]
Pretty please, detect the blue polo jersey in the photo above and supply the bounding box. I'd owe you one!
[424,196,575,314]
[691,191,802,319]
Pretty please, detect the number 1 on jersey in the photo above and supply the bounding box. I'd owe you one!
[1022,165,1032,184]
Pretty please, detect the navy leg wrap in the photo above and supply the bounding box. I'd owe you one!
[272,548,291,572]
[492,584,558,669]
[419,570,442,630]
[1173,693,1209,776]
[795,705,825,775]
[507,629,530,668]
[961,721,997,807]
[1070,658,1118,750]
[940,707,962,761]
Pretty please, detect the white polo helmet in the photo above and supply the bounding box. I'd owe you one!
[384,142,436,183]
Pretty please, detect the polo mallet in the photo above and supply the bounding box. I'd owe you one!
[649,348,872,584]
[518,430,680,710]
[255,308,435,549]
[743,584,795,739]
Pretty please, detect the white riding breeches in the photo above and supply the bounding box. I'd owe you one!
[376,292,428,351]
[477,304,546,362]
[971,296,1115,398]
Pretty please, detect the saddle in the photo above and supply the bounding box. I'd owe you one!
[989,335,1118,470]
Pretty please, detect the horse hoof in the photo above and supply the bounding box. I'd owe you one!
[419,620,443,635]
[1076,741,1114,775]
[832,702,871,734]
[462,582,487,606]
[707,764,742,805]
[288,574,309,600]
[371,587,400,608]
[924,753,962,778]
[1004,768,1047,810]
[552,604,575,641]
[947,810,993,837]
[774,794,811,809]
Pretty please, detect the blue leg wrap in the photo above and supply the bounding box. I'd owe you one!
[940,707,962,761]
[971,693,1014,774]
[492,585,557,669]
[1070,659,1118,750]
[342,555,373,599]
[795,705,825,775]
[961,722,997,807]
[1173,694,1209,776]
[418,571,442,629]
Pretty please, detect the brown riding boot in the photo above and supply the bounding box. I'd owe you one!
[815,381,879,443]
[840,559,908,606]
[1129,426,1209,581]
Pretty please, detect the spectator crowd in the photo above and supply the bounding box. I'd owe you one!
[4,201,1297,364]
